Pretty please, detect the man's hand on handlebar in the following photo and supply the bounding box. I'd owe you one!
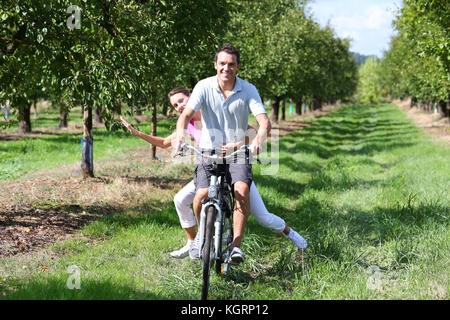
[249,141,261,155]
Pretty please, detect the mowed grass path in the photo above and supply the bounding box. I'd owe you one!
[0,103,448,299]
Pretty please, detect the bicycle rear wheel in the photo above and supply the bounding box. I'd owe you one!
[201,205,217,300]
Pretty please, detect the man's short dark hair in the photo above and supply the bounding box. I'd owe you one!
[215,43,240,65]
[168,87,190,99]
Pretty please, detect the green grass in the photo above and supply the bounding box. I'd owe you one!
[0,107,176,181]
[0,103,448,299]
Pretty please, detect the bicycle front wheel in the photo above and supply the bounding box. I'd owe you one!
[201,205,217,300]
[215,208,233,275]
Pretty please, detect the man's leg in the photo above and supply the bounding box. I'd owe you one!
[232,180,250,249]
[228,162,253,263]
[193,188,208,225]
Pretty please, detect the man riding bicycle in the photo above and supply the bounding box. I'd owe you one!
[175,44,272,263]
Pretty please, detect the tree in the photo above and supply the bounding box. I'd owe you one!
[1,0,232,176]
[357,57,382,104]
[378,0,449,116]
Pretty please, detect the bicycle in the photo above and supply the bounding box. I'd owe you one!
[177,142,250,300]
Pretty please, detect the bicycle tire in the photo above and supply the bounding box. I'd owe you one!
[215,211,233,274]
[201,205,217,300]
[215,208,225,275]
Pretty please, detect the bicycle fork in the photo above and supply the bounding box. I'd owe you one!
[199,175,222,260]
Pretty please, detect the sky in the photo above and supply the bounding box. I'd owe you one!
[306,0,403,57]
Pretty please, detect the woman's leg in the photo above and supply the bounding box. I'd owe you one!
[249,182,307,249]
[173,180,197,235]
[249,182,286,233]
[171,180,197,258]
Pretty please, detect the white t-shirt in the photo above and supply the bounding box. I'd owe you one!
[186,75,266,149]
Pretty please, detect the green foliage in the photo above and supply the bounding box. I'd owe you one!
[0,0,232,128]
[351,52,377,66]
[378,0,449,104]
[356,57,382,104]
[222,0,357,109]
[1,0,358,127]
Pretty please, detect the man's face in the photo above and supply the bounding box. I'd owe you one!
[169,93,189,114]
[214,51,240,83]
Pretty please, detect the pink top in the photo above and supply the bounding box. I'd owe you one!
[187,119,202,144]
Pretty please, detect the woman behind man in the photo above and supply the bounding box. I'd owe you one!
[120,87,307,259]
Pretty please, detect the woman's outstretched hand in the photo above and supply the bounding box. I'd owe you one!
[120,116,137,135]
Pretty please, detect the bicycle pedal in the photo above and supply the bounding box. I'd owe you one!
[229,259,243,265]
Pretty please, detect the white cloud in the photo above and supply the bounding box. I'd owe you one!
[340,30,360,42]
[308,0,402,56]
[329,5,393,33]
[364,5,393,30]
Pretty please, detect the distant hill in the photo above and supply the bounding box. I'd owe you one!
[351,52,377,65]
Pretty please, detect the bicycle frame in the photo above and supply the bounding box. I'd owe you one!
[178,143,247,264]
[176,143,248,299]
[200,171,235,277]
[198,176,222,261]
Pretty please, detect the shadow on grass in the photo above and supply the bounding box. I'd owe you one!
[254,174,307,201]
[232,193,448,293]
[278,104,420,160]
[0,276,169,300]
[78,201,184,240]
[291,194,449,265]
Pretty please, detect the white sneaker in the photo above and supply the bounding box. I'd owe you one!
[189,233,201,260]
[230,246,245,264]
[284,228,308,249]
[170,240,192,259]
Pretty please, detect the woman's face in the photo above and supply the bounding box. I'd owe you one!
[169,92,189,114]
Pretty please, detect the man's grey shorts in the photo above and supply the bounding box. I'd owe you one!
[194,160,253,191]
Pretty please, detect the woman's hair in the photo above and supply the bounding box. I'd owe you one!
[168,87,190,99]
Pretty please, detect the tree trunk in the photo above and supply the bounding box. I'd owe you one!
[313,97,322,111]
[32,99,38,118]
[281,100,286,121]
[161,104,168,117]
[81,105,94,178]
[18,104,32,134]
[94,106,103,124]
[410,97,417,108]
[295,98,302,115]
[59,103,69,128]
[271,97,281,124]
[151,103,157,159]
[439,100,449,118]
[2,100,9,119]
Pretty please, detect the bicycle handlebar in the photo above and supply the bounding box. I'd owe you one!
[178,142,249,161]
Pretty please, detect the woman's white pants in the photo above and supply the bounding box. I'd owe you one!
[173,180,286,233]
